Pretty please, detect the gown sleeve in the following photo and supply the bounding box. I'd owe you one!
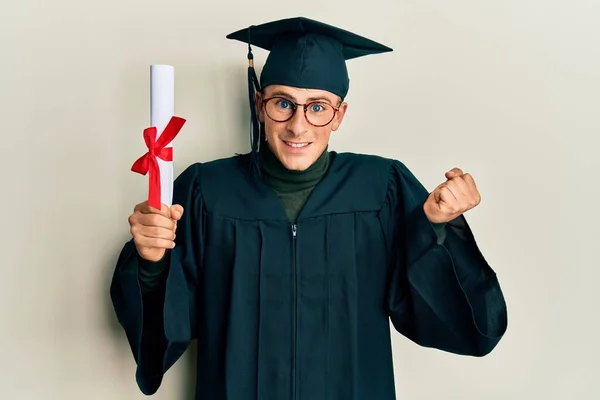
[381,160,508,357]
[110,163,204,395]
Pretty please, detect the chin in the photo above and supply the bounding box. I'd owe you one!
[276,151,315,171]
[281,157,312,171]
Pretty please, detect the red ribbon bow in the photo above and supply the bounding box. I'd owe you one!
[131,116,186,210]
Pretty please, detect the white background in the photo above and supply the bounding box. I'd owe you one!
[1,0,598,399]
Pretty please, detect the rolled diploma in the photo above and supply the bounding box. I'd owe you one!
[150,65,175,207]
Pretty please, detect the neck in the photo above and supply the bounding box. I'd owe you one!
[261,145,330,193]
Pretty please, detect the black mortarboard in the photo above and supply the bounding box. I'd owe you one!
[226,17,393,172]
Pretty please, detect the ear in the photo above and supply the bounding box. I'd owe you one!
[255,92,265,123]
[331,102,348,132]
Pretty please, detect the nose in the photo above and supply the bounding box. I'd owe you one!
[286,106,309,136]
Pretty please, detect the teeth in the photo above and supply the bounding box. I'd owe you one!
[285,141,309,148]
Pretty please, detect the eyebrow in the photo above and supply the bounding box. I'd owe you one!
[268,90,336,104]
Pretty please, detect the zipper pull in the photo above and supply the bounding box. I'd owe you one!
[292,224,297,238]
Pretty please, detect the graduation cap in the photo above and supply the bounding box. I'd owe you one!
[226,17,393,172]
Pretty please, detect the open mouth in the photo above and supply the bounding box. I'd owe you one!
[283,140,312,149]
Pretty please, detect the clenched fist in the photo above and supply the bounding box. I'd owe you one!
[424,168,481,224]
[128,201,184,262]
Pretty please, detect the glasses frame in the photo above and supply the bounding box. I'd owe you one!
[261,96,340,127]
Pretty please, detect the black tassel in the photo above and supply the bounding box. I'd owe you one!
[247,36,262,176]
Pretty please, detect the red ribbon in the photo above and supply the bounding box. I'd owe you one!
[131,116,186,210]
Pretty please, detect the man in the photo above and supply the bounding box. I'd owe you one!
[110,17,508,400]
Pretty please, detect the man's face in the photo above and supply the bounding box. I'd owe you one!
[256,85,348,171]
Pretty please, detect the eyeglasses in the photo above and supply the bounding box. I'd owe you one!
[262,96,340,127]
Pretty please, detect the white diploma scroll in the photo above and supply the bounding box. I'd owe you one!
[150,65,175,207]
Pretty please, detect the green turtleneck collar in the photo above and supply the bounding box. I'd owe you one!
[261,144,330,223]
[262,144,330,193]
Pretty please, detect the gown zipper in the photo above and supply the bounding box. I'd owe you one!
[291,223,298,400]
